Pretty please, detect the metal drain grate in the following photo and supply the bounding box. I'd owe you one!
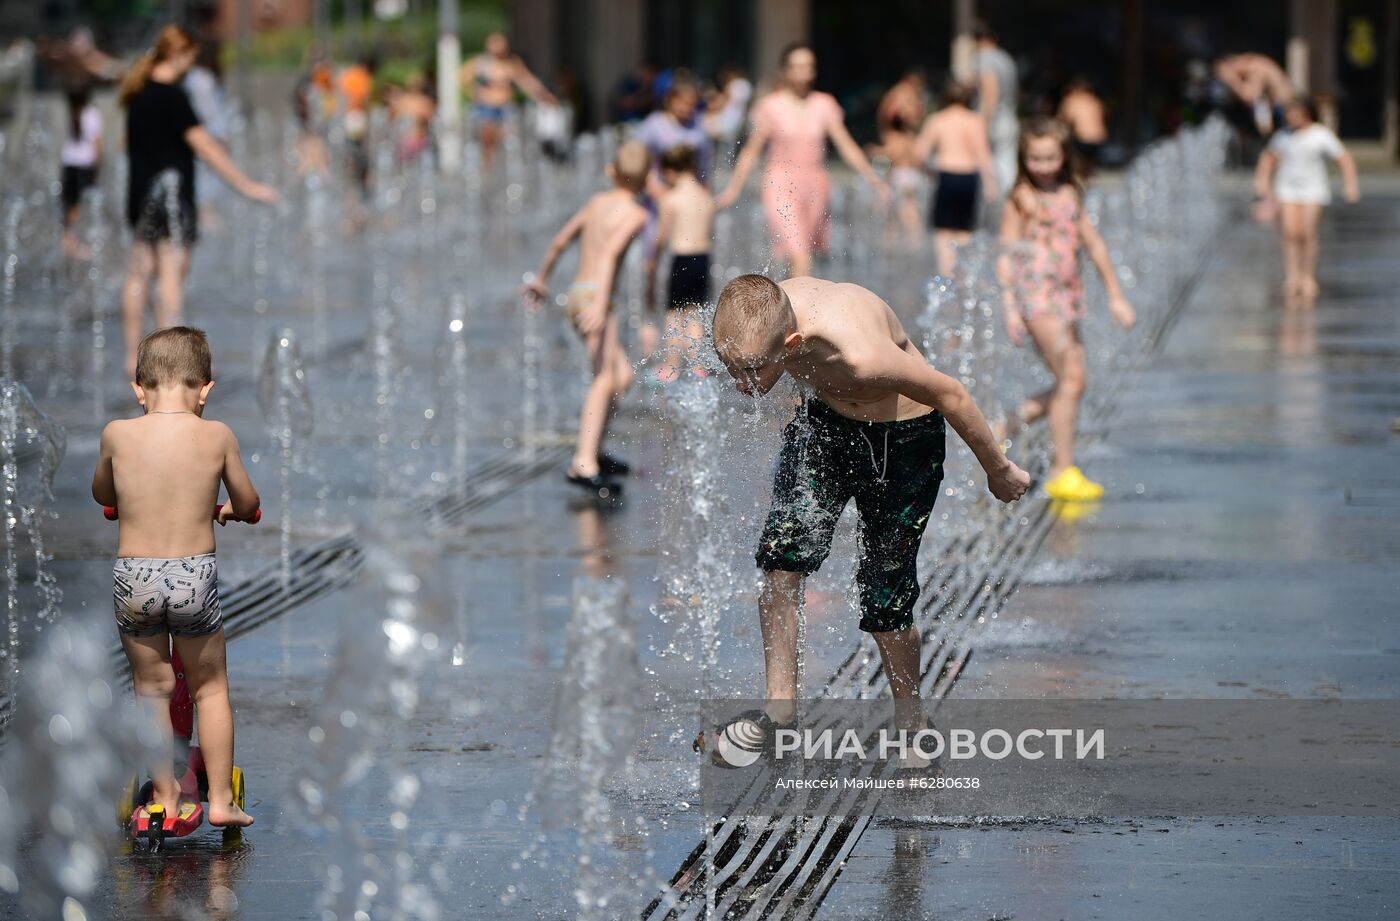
[645,235,1219,921]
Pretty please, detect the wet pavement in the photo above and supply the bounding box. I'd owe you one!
[0,126,1397,920]
[819,185,1400,919]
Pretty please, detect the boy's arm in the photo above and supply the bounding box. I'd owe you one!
[1078,209,1135,328]
[91,423,118,507]
[527,206,586,299]
[715,121,769,209]
[857,342,1029,502]
[219,423,261,522]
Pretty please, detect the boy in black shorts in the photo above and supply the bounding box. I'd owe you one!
[646,144,715,381]
[698,275,1029,766]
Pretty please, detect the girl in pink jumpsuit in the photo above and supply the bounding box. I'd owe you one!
[716,44,887,278]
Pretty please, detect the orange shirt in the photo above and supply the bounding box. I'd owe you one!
[338,65,373,111]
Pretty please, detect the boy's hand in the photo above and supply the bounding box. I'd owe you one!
[1109,295,1136,330]
[714,187,739,211]
[216,500,235,526]
[987,458,1032,503]
[1343,184,1360,204]
[1003,309,1028,347]
[522,278,548,305]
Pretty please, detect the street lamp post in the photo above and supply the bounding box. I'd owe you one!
[438,0,462,174]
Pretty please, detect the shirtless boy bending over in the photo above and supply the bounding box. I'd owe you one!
[700,275,1029,765]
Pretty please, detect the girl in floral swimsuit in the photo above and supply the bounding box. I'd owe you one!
[997,117,1136,502]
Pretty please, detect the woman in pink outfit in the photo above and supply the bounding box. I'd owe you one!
[716,44,887,278]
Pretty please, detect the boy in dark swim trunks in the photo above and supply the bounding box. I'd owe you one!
[913,80,998,275]
[700,275,1029,764]
[645,144,715,382]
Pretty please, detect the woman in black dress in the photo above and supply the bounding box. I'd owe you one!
[117,24,278,378]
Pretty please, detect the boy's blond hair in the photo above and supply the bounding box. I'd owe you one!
[612,140,650,193]
[135,326,213,389]
[713,274,795,357]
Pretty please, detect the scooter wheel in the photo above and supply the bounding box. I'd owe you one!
[116,774,139,827]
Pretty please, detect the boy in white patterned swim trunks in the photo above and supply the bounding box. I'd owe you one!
[525,140,650,496]
[92,326,259,828]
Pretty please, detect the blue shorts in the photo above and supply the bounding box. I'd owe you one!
[474,103,511,124]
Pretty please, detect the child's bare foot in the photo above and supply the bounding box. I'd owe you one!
[147,780,181,819]
[208,799,254,828]
[991,405,1027,449]
[1298,276,1319,299]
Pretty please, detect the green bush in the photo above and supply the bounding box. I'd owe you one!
[229,2,507,74]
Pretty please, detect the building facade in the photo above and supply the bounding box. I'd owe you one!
[510,0,1399,151]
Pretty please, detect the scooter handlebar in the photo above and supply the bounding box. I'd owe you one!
[101,505,262,524]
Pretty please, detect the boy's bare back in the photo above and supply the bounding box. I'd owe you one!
[99,414,251,558]
[661,175,714,256]
[572,188,648,288]
[778,276,932,423]
[917,107,990,173]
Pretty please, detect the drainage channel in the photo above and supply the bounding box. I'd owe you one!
[644,231,1219,921]
[0,440,572,729]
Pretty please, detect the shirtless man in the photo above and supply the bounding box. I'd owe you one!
[1215,52,1294,136]
[1057,77,1108,176]
[459,32,557,173]
[914,80,997,274]
[973,20,1020,193]
[525,141,649,495]
[697,275,1030,766]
